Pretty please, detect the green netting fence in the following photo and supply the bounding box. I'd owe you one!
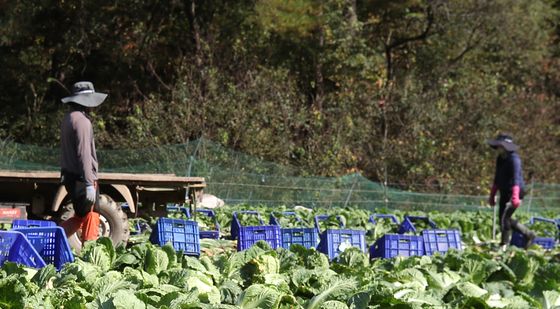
[1,138,558,214]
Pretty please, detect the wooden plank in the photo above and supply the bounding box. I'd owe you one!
[0,170,60,180]
[0,170,205,187]
[99,172,204,183]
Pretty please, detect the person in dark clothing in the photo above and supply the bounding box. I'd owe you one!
[59,81,107,241]
[487,133,536,249]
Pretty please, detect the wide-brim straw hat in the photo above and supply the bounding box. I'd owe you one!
[487,133,519,152]
[61,81,107,107]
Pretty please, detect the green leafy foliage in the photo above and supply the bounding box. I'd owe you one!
[271,212,309,228]
[1,0,560,188]
[236,213,264,227]
[1,207,560,308]
[316,215,342,231]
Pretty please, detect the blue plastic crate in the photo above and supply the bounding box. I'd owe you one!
[269,211,302,226]
[318,229,366,259]
[165,205,220,239]
[166,205,191,218]
[369,214,399,225]
[150,218,200,256]
[0,230,46,268]
[511,217,557,249]
[314,215,366,259]
[398,216,437,234]
[511,232,555,249]
[195,209,220,239]
[278,228,319,249]
[129,219,151,236]
[231,211,263,240]
[370,234,424,259]
[238,225,281,251]
[13,227,73,271]
[314,214,344,232]
[232,211,280,251]
[270,212,318,249]
[11,219,56,229]
[422,229,462,255]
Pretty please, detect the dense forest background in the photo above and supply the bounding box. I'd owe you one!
[1,0,559,193]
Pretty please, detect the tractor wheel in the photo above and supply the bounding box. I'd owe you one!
[58,194,130,252]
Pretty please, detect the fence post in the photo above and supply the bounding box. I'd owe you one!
[526,178,535,214]
[187,138,202,177]
[343,176,358,208]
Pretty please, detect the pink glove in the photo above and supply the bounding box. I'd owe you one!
[511,185,521,208]
[489,184,497,206]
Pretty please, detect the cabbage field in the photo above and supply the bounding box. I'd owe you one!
[1,205,560,308]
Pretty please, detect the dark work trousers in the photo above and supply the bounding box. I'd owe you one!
[498,189,531,245]
[61,172,99,217]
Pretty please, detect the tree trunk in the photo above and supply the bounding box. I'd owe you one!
[314,28,325,111]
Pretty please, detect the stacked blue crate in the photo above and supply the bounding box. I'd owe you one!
[11,219,56,229]
[398,215,462,256]
[14,226,74,270]
[195,209,220,239]
[315,215,366,260]
[165,205,220,239]
[231,211,280,251]
[369,213,423,259]
[0,230,46,268]
[511,217,558,249]
[269,212,319,249]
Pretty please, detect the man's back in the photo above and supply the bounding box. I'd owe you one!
[60,110,98,185]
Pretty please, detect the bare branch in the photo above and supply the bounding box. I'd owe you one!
[147,62,172,91]
[386,6,434,50]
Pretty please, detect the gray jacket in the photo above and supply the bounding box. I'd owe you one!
[60,110,98,185]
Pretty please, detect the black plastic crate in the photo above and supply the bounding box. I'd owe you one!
[370,234,424,259]
[150,218,200,256]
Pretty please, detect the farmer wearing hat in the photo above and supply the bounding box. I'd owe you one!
[487,133,536,249]
[59,81,107,241]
